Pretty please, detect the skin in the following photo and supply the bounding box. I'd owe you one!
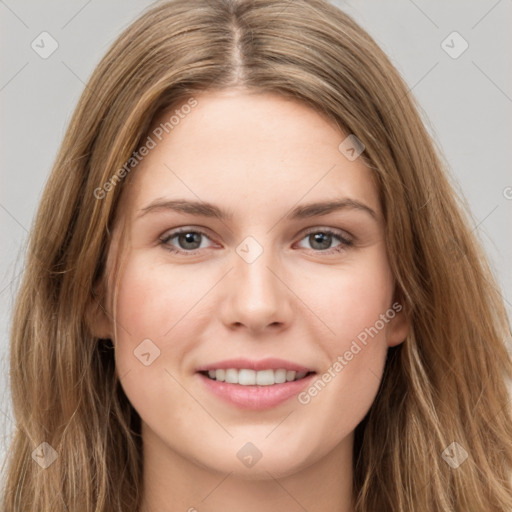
[95,89,409,512]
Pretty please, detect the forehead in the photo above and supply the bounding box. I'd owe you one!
[122,90,380,221]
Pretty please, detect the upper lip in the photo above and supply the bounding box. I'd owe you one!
[196,358,314,373]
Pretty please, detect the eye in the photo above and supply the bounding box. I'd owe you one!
[160,228,215,255]
[296,228,353,254]
[159,227,354,256]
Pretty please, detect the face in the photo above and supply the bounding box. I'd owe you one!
[99,89,408,479]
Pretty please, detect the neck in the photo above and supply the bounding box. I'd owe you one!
[139,423,355,512]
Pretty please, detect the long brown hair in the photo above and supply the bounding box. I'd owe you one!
[2,0,511,510]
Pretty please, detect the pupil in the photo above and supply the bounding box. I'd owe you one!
[176,232,333,251]
[180,232,201,249]
[311,232,331,250]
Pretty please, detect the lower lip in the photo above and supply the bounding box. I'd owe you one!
[197,372,316,410]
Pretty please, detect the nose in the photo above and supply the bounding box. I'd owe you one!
[219,240,293,334]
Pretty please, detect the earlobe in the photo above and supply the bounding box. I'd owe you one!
[386,299,410,348]
[86,284,113,339]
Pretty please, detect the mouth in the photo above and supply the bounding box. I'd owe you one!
[195,358,317,409]
[198,368,316,386]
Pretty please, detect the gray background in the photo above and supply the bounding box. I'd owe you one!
[1,0,511,466]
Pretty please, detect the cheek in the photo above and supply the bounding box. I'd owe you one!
[292,250,394,418]
[111,254,198,377]
[106,244,397,475]
[299,249,394,351]
[111,254,204,428]
[113,254,202,338]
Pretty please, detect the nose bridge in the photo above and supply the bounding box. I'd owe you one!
[222,234,291,331]
[235,234,280,302]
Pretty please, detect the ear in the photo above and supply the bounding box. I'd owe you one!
[86,282,113,340]
[386,292,409,348]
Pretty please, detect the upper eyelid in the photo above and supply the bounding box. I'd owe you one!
[160,225,353,246]
[160,226,215,242]
[301,225,352,240]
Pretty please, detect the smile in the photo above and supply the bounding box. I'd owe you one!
[200,368,313,386]
[196,358,317,409]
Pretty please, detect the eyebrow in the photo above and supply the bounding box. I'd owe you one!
[138,198,377,221]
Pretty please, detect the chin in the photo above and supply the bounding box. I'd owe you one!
[191,437,322,480]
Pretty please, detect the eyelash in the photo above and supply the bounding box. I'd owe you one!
[159,227,353,256]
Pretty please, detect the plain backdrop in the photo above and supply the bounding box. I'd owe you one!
[1,0,511,467]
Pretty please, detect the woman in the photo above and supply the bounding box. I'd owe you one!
[2,0,511,510]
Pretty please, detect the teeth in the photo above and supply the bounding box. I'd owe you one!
[256,369,274,385]
[205,368,309,385]
[274,369,287,384]
[225,368,238,383]
[239,369,256,385]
